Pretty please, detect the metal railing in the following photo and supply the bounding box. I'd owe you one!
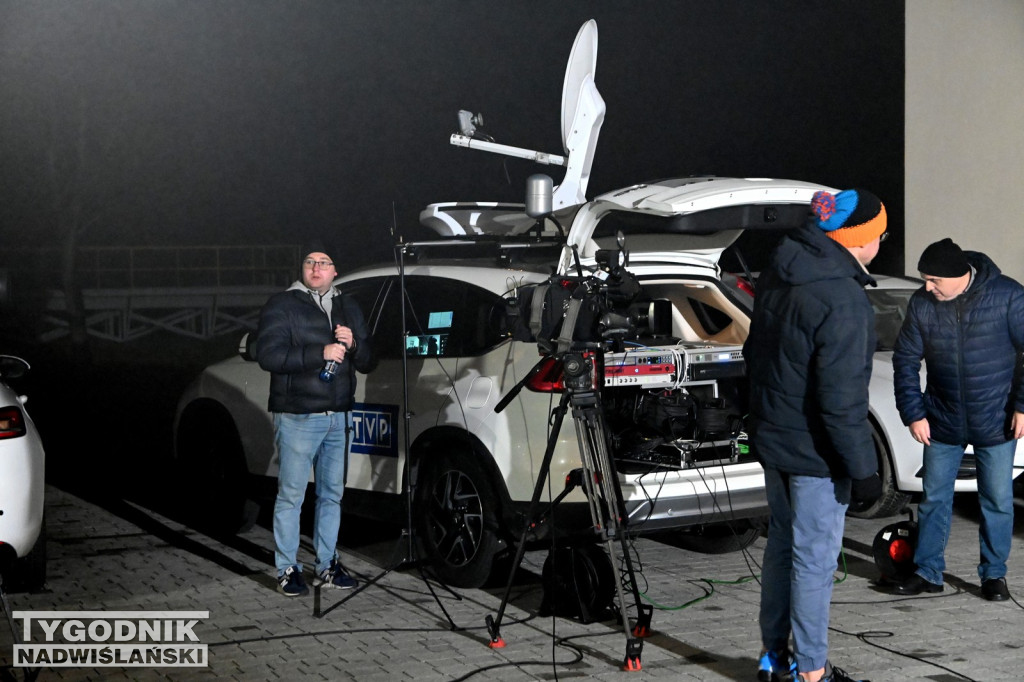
[0,245,302,290]
[0,245,301,342]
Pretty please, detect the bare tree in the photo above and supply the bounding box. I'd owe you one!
[45,97,99,358]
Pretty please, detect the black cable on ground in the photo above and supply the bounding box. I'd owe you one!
[828,626,980,682]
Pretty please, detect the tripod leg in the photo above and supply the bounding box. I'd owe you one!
[485,391,571,648]
[572,401,646,671]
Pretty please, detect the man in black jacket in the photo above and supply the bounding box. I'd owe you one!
[892,238,1024,602]
[256,240,374,597]
[745,189,885,682]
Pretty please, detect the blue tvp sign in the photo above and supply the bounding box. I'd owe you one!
[350,403,399,457]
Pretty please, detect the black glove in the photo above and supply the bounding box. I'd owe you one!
[848,473,883,513]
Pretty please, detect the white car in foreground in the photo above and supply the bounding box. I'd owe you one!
[0,355,46,593]
[177,175,814,587]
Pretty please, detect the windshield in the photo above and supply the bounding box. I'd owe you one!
[867,287,918,351]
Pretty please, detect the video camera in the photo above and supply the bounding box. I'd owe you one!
[505,246,671,356]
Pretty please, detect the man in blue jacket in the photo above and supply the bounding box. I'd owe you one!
[256,240,375,597]
[746,189,885,682]
[892,238,1024,601]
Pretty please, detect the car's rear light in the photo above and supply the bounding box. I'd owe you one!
[0,406,27,439]
[525,356,566,393]
[735,276,755,298]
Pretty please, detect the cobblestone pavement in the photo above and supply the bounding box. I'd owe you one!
[2,486,1024,681]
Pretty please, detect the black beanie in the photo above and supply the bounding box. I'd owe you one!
[301,239,334,263]
[917,238,969,277]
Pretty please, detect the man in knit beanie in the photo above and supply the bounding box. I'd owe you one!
[892,238,1024,602]
[745,188,886,682]
[256,239,376,597]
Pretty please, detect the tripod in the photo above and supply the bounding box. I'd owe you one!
[313,241,460,626]
[485,350,652,672]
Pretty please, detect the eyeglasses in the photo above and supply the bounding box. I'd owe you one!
[879,231,890,243]
[303,259,335,269]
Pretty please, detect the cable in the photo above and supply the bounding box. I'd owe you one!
[828,626,980,682]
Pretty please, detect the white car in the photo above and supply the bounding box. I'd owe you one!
[176,175,820,587]
[0,355,46,593]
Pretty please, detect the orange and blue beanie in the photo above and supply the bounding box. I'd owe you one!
[811,188,887,248]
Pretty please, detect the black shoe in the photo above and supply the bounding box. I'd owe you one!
[277,565,309,597]
[981,577,1009,602]
[314,559,358,590]
[821,661,869,681]
[893,573,943,595]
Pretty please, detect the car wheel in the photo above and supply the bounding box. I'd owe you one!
[847,425,911,520]
[176,404,257,536]
[414,449,502,589]
[2,518,47,594]
[669,521,762,554]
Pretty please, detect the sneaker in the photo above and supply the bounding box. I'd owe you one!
[314,559,358,590]
[277,565,309,597]
[818,661,868,682]
[981,577,1010,602]
[758,648,796,682]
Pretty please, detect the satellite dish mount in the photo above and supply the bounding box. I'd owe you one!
[449,20,605,211]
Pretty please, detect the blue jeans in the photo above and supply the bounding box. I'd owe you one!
[760,469,849,674]
[913,438,1016,584]
[273,412,351,576]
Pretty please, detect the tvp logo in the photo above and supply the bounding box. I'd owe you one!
[351,403,398,457]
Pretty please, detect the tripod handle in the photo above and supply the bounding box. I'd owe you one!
[494,355,549,413]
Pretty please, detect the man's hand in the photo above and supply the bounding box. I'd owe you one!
[849,473,883,513]
[323,343,347,363]
[908,418,931,446]
[1013,411,1024,439]
[334,324,354,349]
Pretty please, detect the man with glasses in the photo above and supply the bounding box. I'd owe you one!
[256,240,374,596]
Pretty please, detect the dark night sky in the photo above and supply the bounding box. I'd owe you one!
[0,1,905,273]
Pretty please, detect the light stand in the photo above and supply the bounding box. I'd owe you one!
[314,240,460,626]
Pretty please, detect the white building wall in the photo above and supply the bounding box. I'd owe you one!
[906,0,1024,281]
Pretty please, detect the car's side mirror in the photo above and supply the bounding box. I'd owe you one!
[238,333,257,362]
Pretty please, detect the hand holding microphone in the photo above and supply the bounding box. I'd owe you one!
[321,326,353,382]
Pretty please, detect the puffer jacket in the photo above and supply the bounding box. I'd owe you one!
[893,252,1024,447]
[744,221,878,480]
[256,282,375,414]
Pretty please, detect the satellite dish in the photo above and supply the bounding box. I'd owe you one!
[447,20,605,211]
[553,19,605,210]
[561,19,599,152]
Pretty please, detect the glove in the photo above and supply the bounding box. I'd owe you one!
[848,473,883,513]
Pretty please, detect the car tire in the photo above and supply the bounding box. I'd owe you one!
[414,449,502,589]
[670,521,762,554]
[847,425,910,520]
[176,404,257,536]
[3,517,47,594]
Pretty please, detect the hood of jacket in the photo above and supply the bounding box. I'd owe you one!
[961,250,1001,292]
[764,220,877,290]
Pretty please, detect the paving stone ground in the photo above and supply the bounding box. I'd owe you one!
[3,486,1024,681]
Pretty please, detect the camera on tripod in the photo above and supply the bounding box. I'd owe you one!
[503,245,672,355]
